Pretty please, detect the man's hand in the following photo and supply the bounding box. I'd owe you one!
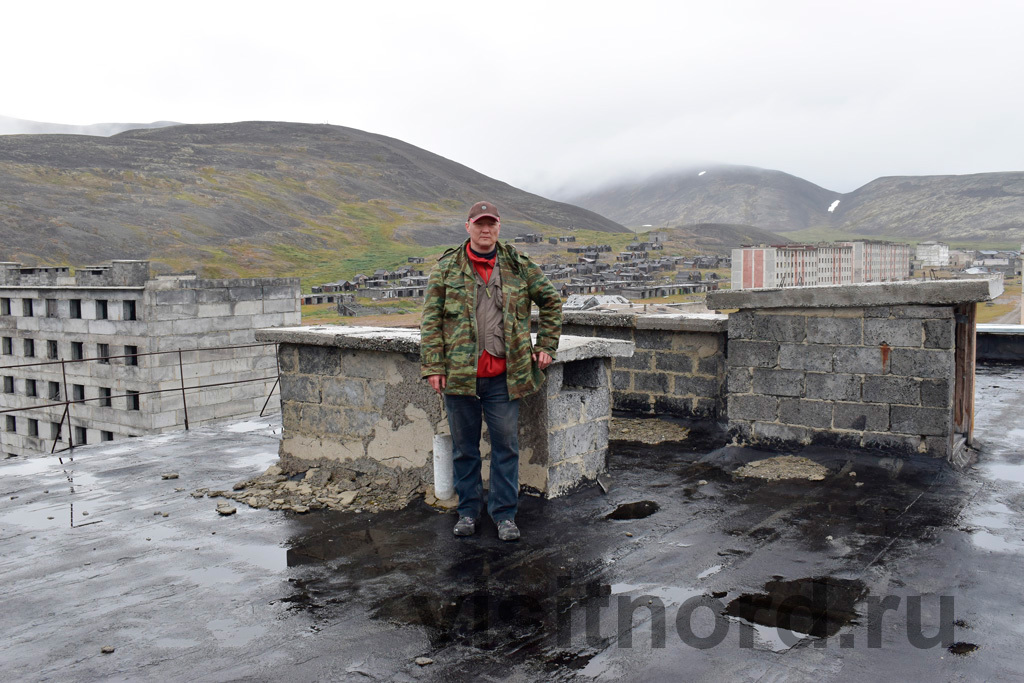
[427,374,447,394]
[532,351,553,371]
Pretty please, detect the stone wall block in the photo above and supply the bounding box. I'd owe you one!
[697,355,723,376]
[805,372,861,401]
[860,431,922,456]
[673,375,720,398]
[890,405,951,436]
[888,348,953,379]
[727,311,756,339]
[582,389,612,422]
[864,319,924,348]
[779,343,835,372]
[655,352,694,374]
[633,329,673,351]
[728,394,779,422]
[833,402,889,431]
[612,371,632,390]
[864,306,892,318]
[862,375,920,405]
[652,395,694,418]
[727,340,779,368]
[751,368,805,397]
[322,377,368,407]
[298,346,342,376]
[833,346,889,375]
[339,350,387,379]
[751,422,812,447]
[751,314,806,342]
[613,350,653,371]
[806,317,862,345]
[779,398,833,429]
[634,371,669,394]
[280,375,320,404]
[727,368,752,393]
[614,392,653,413]
[891,305,953,319]
[923,319,955,349]
[920,378,953,408]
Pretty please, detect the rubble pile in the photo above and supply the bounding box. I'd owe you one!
[199,463,429,514]
[733,455,829,482]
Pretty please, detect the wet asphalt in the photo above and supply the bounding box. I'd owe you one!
[2,365,1023,682]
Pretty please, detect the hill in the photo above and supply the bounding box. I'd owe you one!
[569,165,837,232]
[0,115,179,137]
[570,166,1024,245]
[0,121,627,283]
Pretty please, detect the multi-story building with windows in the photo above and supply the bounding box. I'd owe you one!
[731,241,911,290]
[0,260,300,457]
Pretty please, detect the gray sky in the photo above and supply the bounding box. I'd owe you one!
[4,0,1022,195]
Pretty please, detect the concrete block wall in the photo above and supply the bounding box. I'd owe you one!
[256,327,632,498]
[725,306,957,457]
[559,311,728,420]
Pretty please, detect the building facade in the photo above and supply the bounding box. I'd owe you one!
[731,242,911,290]
[916,242,950,267]
[0,261,300,457]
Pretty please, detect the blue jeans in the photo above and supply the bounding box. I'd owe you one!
[444,373,521,523]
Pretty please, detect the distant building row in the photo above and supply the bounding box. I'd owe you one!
[731,242,912,290]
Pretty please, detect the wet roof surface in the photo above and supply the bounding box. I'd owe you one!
[2,365,1024,681]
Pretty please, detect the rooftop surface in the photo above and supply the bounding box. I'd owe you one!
[3,365,1024,681]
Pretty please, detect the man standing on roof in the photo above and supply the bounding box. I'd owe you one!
[420,201,563,541]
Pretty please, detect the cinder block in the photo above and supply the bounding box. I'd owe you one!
[321,377,367,407]
[614,392,653,414]
[890,405,951,436]
[727,368,751,393]
[691,397,721,419]
[549,421,605,464]
[613,350,653,371]
[748,313,806,343]
[563,358,606,388]
[633,329,673,351]
[861,431,922,456]
[697,354,723,376]
[728,394,778,422]
[634,372,669,394]
[655,352,694,374]
[582,388,612,422]
[891,305,953,319]
[779,343,835,372]
[862,375,920,405]
[833,402,889,431]
[673,375,720,398]
[779,398,833,428]
[751,368,805,397]
[888,348,953,379]
[652,395,693,418]
[343,408,379,438]
[280,375,320,404]
[611,370,632,390]
[727,340,779,368]
[727,310,756,339]
[833,346,889,375]
[805,372,861,401]
[923,319,955,349]
[920,378,953,408]
[751,422,812,447]
[806,317,862,345]
[864,319,924,348]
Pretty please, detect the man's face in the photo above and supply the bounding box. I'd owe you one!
[466,216,501,252]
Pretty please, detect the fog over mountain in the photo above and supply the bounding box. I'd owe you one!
[0,115,178,138]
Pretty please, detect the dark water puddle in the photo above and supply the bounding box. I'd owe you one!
[606,501,659,520]
[948,642,979,655]
[724,576,867,638]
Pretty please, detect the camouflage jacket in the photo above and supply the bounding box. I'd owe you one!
[420,239,563,400]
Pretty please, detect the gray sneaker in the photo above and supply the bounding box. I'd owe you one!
[453,516,476,536]
[497,519,520,542]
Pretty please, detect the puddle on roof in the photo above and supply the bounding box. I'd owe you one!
[205,618,266,647]
[724,576,867,641]
[969,530,1021,552]
[981,463,1024,485]
[605,501,660,520]
[225,420,274,434]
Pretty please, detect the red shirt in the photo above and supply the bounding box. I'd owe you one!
[466,244,507,378]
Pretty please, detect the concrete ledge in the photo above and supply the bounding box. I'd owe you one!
[561,310,729,333]
[708,276,1003,310]
[256,326,635,361]
[977,324,1024,363]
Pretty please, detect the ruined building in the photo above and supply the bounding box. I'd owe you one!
[0,261,299,457]
[732,241,912,289]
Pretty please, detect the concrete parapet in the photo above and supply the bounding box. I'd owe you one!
[256,326,633,498]
[558,311,728,420]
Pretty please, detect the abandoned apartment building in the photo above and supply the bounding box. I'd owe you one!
[0,260,300,458]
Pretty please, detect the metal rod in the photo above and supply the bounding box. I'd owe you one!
[260,342,281,418]
[60,359,74,450]
[178,349,189,430]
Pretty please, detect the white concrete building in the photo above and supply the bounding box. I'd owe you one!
[916,242,950,267]
[0,261,300,457]
[731,242,911,290]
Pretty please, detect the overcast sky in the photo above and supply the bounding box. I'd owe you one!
[4,0,1022,196]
